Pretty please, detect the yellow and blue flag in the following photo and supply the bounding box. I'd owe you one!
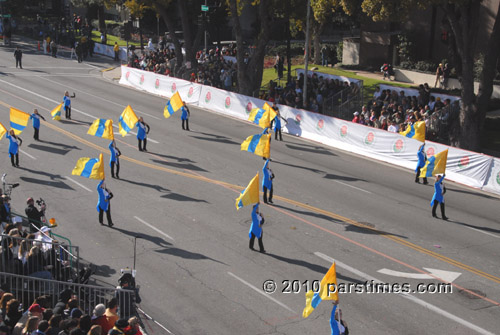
[420,149,448,178]
[119,105,139,137]
[303,262,338,318]
[235,173,260,210]
[164,91,184,118]
[0,122,7,140]
[248,102,277,129]
[10,107,30,135]
[51,103,63,121]
[400,121,425,142]
[241,130,271,158]
[72,153,105,180]
[88,119,114,140]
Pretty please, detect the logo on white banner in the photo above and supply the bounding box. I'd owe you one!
[225,97,231,109]
[155,78,160,89]
[364,131,375,146]
[171,82,177,93]
[317,119,325,131]
[188,87,194,98]
[205,91,212,103]
[392,138,405,153]
[340,124,348,138]
[140,75,144,85]
[458,155,470,169]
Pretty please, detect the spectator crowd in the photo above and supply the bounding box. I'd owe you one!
[351,83,459,144]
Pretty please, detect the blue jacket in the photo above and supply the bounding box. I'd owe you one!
[273,116,281,131]
[181,106,189,121]
[6,133,20,154]
[136,121,148,140]
[109,141,120,166]
[30,113,44,129]
[248,204,262,239]
[262,159,273,190]
[416,145,426,171]
[63,95,71,108]
[430,177,444,205]
[96,180,110,211]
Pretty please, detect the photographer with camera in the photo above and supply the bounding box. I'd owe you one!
[25,197,46,233]
[116,272,141,320]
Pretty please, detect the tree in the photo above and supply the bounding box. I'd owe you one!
[71,0,108,32]
[343,0,500,151]
[229,0,273,96]
[310,0,336,64]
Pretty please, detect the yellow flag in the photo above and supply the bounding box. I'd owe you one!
[303,262,338,318]
[72,153,105,180]
[10,107,30,135]
[119,105,139,137]
[420,149,448,178]
[235,173,260,210]
[0,122,7,140]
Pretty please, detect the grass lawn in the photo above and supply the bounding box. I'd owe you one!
[90,31,139,47]
[262,64,413,105]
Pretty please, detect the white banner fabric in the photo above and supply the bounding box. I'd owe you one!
[94,43,127,61]
[378,84,461,103]
[296,69,362,86]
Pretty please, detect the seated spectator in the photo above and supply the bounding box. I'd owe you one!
[90,305,107,335]
[108,319,128,335]
[122,317,142,335]
[352,112,359,123]
[387,119,399,133]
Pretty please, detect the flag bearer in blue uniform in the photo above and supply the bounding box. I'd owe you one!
[249,203,265,253]
[109,140,121,179]
[136,117,150,151]
[431,174,447,220]
[29,109,46,141]
[97,179,114,227]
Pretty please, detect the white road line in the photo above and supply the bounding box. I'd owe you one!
[9,73,99,77]
[65,176,93,192]
[137,307,176,335]
[314,252,495,335]
[465,226,500,239]
[19,149,36,160]
[39,76,162,120]
[0,78,160,143]
[227,272,295,313]
[134,216,174,241]
[334,180,372,194]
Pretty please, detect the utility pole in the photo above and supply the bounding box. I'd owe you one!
[204,0,208,52]
[303,0,311,107]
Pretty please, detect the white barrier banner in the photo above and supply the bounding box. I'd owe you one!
[118,66,498,195]
[94,43,127,61]
[296,69,362,85]
[119,66,202,104]
[378,84,460,103]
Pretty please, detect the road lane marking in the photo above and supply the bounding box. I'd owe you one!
[136,307,176,335]
[134,216,174,241]
[38,76,162,120]
[315,252,495,335]
[377,268,461,283]
[334,180,372,194]
[464,226,500,239]
[0,79,159,143]
[2,88,500,292]
[65,176,93,192]
[20,149,36,160]
[227,272,295,313]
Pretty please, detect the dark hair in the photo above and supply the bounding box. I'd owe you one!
[107,297,117,309]
[38,320,50,332]
[78,314,91,333]
[67,298,79,310]
[49,314,63,328]
[6,299,20,315]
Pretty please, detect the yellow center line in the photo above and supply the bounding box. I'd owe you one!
[2,96,500,287]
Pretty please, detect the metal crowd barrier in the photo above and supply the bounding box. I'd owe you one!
[0,234,79,283]
[0,272,138,319]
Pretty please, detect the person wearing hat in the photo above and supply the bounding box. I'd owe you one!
[97,179,114,227]
[25,197,46,233]
[108,319,128,335]
[351,111,359,123]
[70,308,83,320]
[415,144,428,185]
[431,174,448,220]
[91,304,109,334]
[6,129,22,167]
[11,303,44,335]
[29,109,46,141]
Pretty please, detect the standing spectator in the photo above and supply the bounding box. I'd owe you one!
[14,48,23,69]
[321,45,328,66]
[29,109,46,141]
[113,43,119,62]
[122,317,142,335]
[90,304,108,335]
[116,274,141,320]
[442,64,450,89]
[109,141,121,179]
[46,314,62,335]
[22,316,39,335]
[351,112,359,123]
[415,144,428,185]
[262,159,274,204]
[181,102,190,131]
[108,319,127,335]
[97,179,113,227]
[434,63,444,88]
[135,117,150,152]
[87,325,101,335]
[431,174,448,220]
[4,300,23,330]
[104,299,118,333]
[248,204,265,253]
[50,41,57,58]
[52,289,73,318]
[6,130,22,168]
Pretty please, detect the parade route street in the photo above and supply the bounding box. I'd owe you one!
[1,43,499,335]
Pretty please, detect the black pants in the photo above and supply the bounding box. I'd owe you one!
[10,153,19,167]
[249,232,264,252]
[263,186,273,203]
[275,128,282,141]
[415,168,428,184]
[138,138,147,151]
[182,119,189,130]
[99,204,112,225]
[34,127,40,140]
[114,52,119,61]
[16,58,22,69]
[432,200,446,219]
[111,161,120,178]
[65,106,71,119]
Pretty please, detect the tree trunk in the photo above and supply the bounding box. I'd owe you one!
[97,5,105,33]
[312,22,324,65]
[178,0,204,70]
[154,2,184,75]
[229,0,271,96]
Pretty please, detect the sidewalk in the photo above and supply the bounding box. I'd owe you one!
[102,66,122,81]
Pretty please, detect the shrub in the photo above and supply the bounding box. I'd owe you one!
[414,60,436,73]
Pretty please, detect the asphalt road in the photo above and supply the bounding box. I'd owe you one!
[1,38,500,335]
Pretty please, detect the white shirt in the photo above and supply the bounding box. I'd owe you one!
[388,124,398,133]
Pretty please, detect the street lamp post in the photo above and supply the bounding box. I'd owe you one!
[303,0,311,107]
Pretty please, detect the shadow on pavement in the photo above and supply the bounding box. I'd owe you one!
[161,193,209,203]
[151,159,209,172]
[19,176,74,190]
[323,173,365,182]
[189,135,239,145]
[38,139,81,150]
[272,160,326,174]
[263,253,329,275]
[111,226,172,249]
[446,187,499,201]
[446,219,500,236]
[17,166,65,180]
[28,143,70,155]
[155,246,227,265]
[344,224,408,239]
[119,178,170,193]
[272,203,344,224]
[146,152,195,163]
